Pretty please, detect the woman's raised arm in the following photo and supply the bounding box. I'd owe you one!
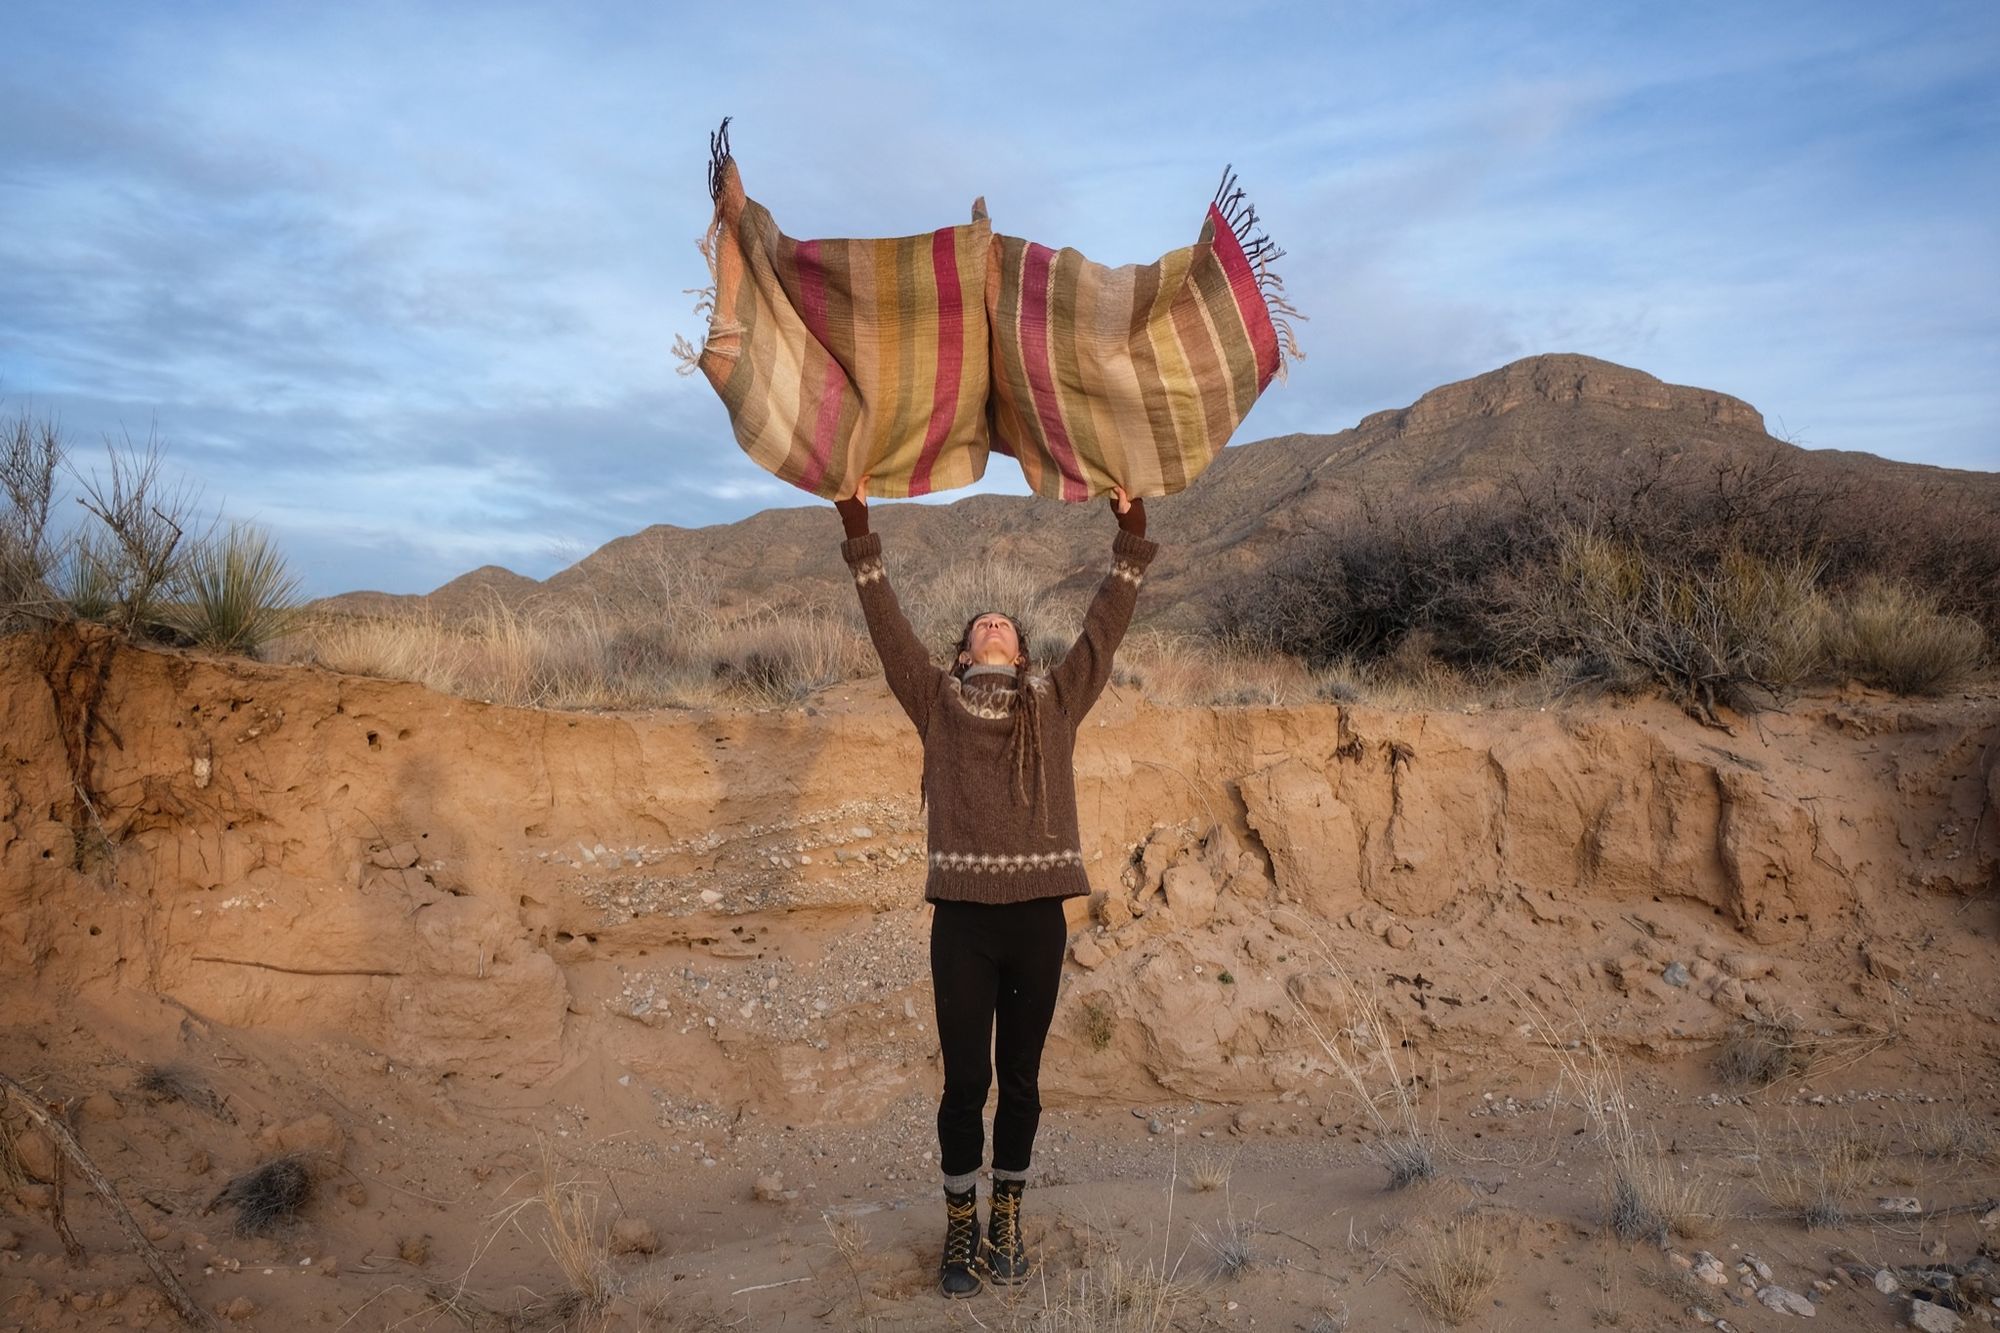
[837,480,942,736]
[1050,490,1157,719]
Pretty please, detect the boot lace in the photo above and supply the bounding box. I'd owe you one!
[990,1188,1021,1255]
[944,1196,979,1267]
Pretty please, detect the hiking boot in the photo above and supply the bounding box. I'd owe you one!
[938,1186,983,1299]
[982,1178,1032,1283]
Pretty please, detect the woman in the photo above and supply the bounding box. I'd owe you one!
[833,480,1156,1299]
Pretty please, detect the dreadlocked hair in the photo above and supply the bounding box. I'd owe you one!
[923,611,1052,833]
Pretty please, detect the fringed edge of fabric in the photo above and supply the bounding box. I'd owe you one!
[674,116,742,377]
[1212,166,1306,381]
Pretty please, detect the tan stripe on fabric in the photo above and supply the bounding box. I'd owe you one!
[1047,245,1105,495]
[1143,245,1202,493]
[1170,257,1235,467]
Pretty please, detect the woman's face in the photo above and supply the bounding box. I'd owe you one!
[961,612,1023,666]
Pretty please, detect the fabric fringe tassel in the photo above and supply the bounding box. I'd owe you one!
[677,117,740,375]
[1213,165,1306,376]
[707,116,733,203]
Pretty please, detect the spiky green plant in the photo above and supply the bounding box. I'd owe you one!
[171,522,304,656]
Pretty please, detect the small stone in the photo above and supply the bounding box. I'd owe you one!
[1906,1299,1963,1332]
[398,1234,430,1266]
[276,1112,345,1164]
[221,1297,257,1322]
[1694,1252,1730,1286]
[1071,938,1106,970]
[1748,1256,1774,1282]
[1663,961,1692,987]
[699,889,724,905]
[370,842,420,869]
[340,1181,368,1207]
[80,1091,123,1122]
[1976,1204,2000,1227]
[1147,1117,1166,1136]
[1923,1238,1946,1259]
[752,1173,787,1202]
[1670,1252,1694,1270]
[609,1216,658,1256]
[1383,923,1414,950]
[1755,1284,1814,1316]
[1876,1196,1922,1214]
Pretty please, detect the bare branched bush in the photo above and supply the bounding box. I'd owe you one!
[1,408,67,627]
[72,430,211,638]
[1514,529,1827,724]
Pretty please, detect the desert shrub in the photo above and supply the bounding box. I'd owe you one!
[1212,495,1536,669]
[1822,574,1986,694]
[169,522,305,656]
[1514,530,1827,721]
[1212,443,1998,716]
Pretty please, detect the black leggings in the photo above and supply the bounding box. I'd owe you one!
[929,896,1068,1180]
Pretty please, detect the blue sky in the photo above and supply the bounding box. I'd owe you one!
[4,1,1996,596]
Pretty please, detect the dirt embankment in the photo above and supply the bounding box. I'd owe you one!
[4,631,1997,1114]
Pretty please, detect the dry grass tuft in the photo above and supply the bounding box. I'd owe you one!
[1713,1020,1814,1090]
[1752,1115,1882,1229]
[1278,916,1441,1192]
[134,1064,234,1122]
[485,1142,617,1324]
[1897,1102,1997,1166]
[209,1154,313,1237]
[286,593,874,712]
[1186,1145,1233,1195]
[1193,1201,1264,1278]
[1038,1253,1190,1332]
[1823,574,1987,694]
[1522,996,1730,1244]
[1397,1211,1502,1326]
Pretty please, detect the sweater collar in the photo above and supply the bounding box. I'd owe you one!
[961,663,1019,685]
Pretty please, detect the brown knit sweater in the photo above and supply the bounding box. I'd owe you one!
[842,527,1160,905]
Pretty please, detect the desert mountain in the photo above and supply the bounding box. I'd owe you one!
[316,353,2000,631]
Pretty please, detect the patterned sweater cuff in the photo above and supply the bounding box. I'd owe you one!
[1112,528,1159,568]
[841,532,884,566]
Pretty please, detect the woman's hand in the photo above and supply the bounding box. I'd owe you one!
[1109,485,1145,538]
[835,474,872,539]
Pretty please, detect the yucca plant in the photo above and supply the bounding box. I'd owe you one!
[170,522,304,657]
[59,530,120,623]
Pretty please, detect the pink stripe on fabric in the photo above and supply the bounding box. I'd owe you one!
[909,228,961,497]
[1207,204,1281,391]
[1019,242,1087,501]
[794,239,843,491]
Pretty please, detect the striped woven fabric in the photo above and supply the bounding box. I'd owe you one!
[679,126,993,500]
[678,121,1303,503]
